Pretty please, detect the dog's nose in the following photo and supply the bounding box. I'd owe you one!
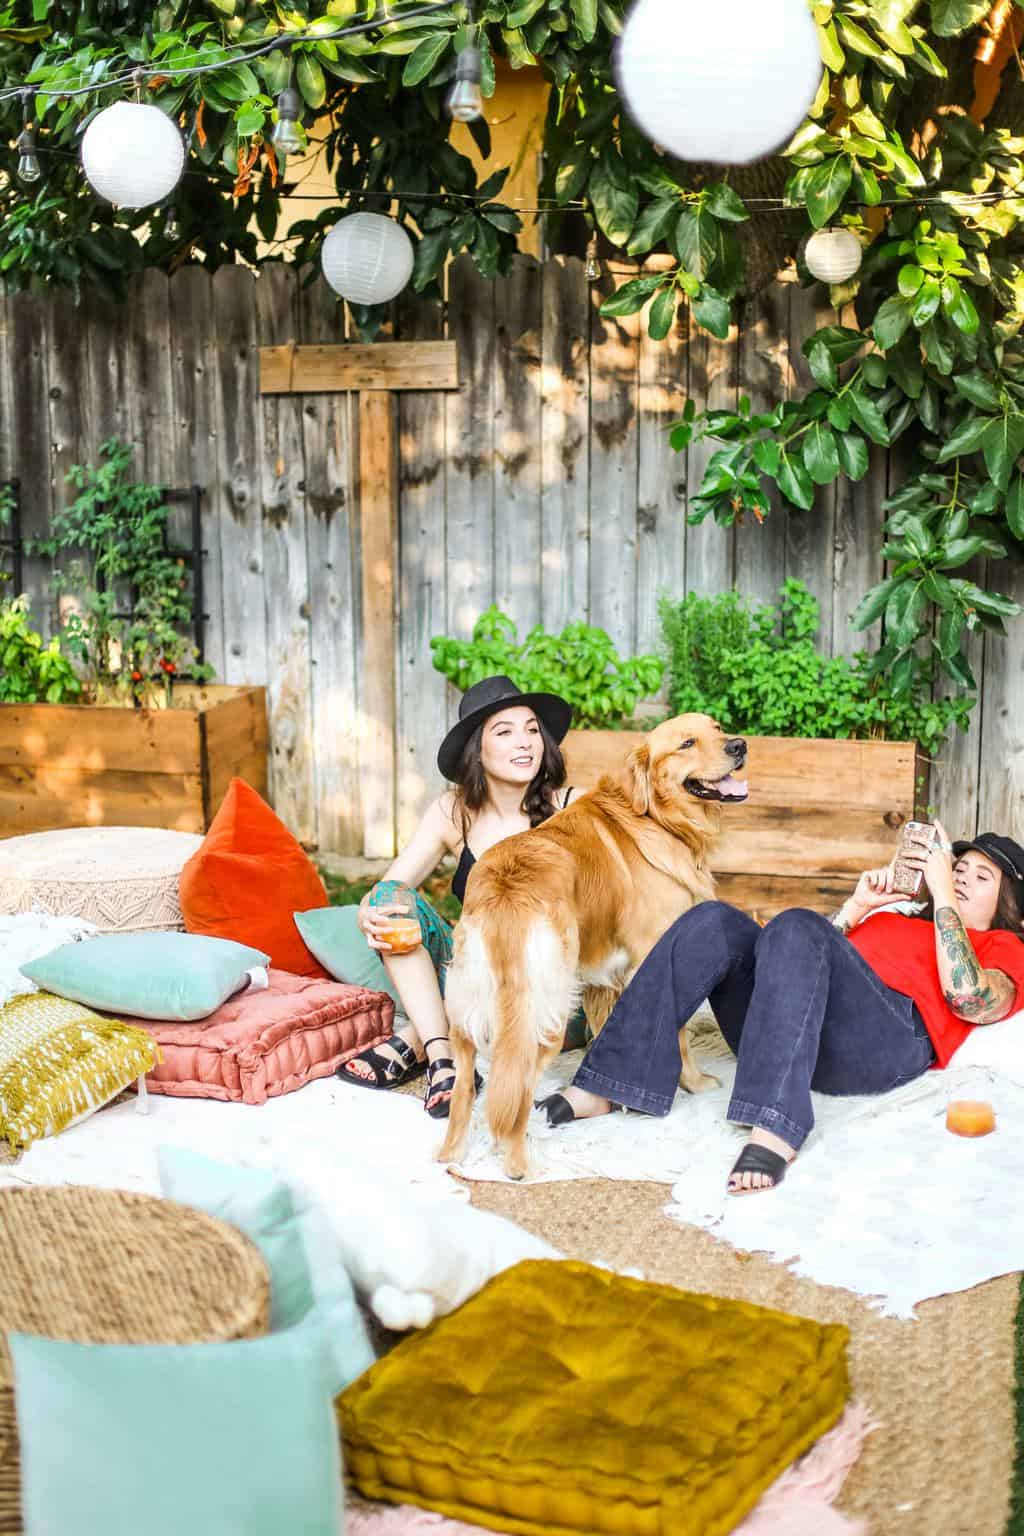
[725,737,746,760]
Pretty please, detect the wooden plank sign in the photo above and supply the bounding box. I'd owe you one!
[259,341,458,396]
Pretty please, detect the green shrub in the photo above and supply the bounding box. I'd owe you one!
[0,596,81,705]
[660,580,971,748]
[431,606,664,730]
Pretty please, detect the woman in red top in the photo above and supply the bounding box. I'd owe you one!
[541,825,1024,1195]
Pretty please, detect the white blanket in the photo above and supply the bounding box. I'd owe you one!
[2,1013,1021,1320]
[0,913,97,1006]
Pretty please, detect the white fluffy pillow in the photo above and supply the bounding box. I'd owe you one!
[0,913,97,1006]
[245,1147,559,1331]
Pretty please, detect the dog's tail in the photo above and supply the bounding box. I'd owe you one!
[475,914,580,1142]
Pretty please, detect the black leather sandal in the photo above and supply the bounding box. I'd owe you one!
[537,1092,623,1128]
[422,1039,483,1120]
[727,1143,790,1195]
[336,1034,425,1090]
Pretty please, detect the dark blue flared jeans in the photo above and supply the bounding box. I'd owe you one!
[572,902,935,1150]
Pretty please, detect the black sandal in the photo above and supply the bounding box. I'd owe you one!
[336,1033,426,1091]
[422,1039,483,1121]
[537,1093,623,1128]
[727,1143,790,1195]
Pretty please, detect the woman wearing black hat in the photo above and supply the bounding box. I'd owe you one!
[338,676,575,1118]
[541,819,1024,1193]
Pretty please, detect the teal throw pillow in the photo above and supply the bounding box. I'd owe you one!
[10,1305,346,1536]
[21,932,269,1022]
[157,1146,374,1387]
[294,906,400,1009]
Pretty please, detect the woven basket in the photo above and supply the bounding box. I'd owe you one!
[0,1185,270,1534]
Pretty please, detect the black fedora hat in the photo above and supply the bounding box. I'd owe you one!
[437,675,573,781]
[952,832,1024,905]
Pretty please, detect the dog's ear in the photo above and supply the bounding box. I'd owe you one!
[627,743,653,816]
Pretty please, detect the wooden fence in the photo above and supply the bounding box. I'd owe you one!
[0,256,1020,855]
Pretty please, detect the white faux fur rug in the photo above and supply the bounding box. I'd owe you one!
[3,1016,1023,1318]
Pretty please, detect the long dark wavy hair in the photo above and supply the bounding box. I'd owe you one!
[913,861,1024,936]
[451,715,567,844]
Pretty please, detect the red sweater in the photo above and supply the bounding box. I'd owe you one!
[849,912,1024,1067]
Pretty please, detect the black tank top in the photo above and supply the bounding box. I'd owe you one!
[451,788,574,907]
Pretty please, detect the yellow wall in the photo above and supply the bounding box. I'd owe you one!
[272,60,548,257]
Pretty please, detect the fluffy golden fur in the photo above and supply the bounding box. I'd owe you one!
[438,714,748,1179]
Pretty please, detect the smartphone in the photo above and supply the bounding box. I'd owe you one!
[891,821,937,897]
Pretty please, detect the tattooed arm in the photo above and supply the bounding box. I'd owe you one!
[933,906,1017,1023]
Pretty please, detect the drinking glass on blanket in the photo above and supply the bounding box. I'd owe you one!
[945,1063,997,1138]
[372,886,422,955]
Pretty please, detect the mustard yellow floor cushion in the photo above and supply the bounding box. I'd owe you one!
[339,1258,849,1536]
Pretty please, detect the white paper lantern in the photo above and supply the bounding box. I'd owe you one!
[321,213,415,305]
[81,101,185,209]
[805,227,863,284]
[617,0,823,166]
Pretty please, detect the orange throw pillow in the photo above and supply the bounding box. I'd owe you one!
[180,779,329,976]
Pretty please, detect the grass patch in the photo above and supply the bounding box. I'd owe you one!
[319,867,461,925]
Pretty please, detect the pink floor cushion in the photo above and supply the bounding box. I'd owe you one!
[120,969,394,1105]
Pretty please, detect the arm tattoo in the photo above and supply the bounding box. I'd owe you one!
[936,906,1016,1023]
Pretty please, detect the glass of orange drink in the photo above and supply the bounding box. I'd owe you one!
[377,888,421,955]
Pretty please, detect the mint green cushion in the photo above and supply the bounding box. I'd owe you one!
[10,1305,346,1536]
[157,1146,374,1387]
[21,932,269,1022]
[293,906,400,1009]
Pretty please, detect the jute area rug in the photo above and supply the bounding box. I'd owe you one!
[465,1176,1018,1536]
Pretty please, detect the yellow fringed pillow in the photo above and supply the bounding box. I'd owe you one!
[340,1259,849,1536]
[0,992,159,1151]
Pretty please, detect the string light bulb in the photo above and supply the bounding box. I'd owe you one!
[273,51,305,157]
[163,205,181,241]
[447,43,483,123]
[16,92,40,184]
[584,237,602,282]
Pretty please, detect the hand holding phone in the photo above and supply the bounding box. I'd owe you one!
[891,821,938,897]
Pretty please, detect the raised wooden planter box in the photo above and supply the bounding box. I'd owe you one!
[562,729,922,921]
[0,684,268,837]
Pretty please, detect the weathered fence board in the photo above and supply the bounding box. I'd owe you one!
[1,258,1020,857]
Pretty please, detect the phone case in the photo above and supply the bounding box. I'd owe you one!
[891,822,935,897]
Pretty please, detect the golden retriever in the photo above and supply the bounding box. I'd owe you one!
[438,714,748,1179]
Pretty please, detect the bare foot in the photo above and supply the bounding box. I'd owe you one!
[727,1127,797,1196]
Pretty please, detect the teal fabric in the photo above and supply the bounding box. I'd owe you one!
[156,1147,374,1387]
[296,883,454,999]
[22,932,269,1022]
[10,1307,346,1536]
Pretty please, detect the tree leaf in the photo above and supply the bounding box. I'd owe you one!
[935,414,991,462]
[673,204,718,279]
[804,421,841,484]
[898,263,924,296]
[570,0,598,41]
[599,274,664,317]
[704,183,748,223]
[1007,473,1024,541]
[805,156,853,228]
[852,577,899,631]
[690,285,731,340]
[913,280,941,326]
[647,285,677,341]
[589,152,638,246]
[402,32,449,86]
[777,452,815,509]
[752,438,780,475]
[627,196,678,256]
[873,294,914,349]
[295,52,326,108]
[555,150,591,205]
[930,0,992,37]
[953,368,1001,412]
[836,14,884,55]
[837,430,870,480]
[411,228,449,292]
[982,411,1024,491]
[807,339,837,390]
[936,534,990,568]
[920,318,955,374]
[847,389,891,445]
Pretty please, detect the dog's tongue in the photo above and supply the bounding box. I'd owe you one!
[716,774,748,799]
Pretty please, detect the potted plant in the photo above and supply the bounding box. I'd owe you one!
[0,441,267,837]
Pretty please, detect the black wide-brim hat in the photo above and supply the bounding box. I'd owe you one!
[437,675,573,781]
[952,832,1024,905]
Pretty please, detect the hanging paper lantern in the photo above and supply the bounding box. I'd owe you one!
[321,213,415,305]
[805,227,863,284]
[81,101,185,209]
[616,0,823,166]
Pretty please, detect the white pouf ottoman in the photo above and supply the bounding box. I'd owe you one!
[0,827,203,933]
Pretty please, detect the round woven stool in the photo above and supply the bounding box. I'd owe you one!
[0,1185,270,1534]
